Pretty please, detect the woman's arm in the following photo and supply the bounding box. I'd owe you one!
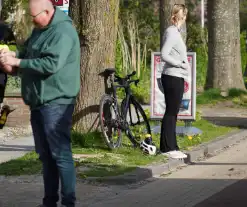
[161,28,187,69]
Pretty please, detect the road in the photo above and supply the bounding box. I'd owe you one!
[1,135,247,206]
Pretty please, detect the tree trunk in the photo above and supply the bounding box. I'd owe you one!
[160,0,186,49]
[2,0,33,44]
[70,0,119,132]
[206,0,245,91]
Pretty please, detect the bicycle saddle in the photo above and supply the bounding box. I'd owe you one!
[99,68,116,77]
[104,68,116,74]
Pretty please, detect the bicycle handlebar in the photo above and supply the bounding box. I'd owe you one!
[115,71,136,81]
[128,79,139,86]
[127,71,136,79]
[113,71,139,87]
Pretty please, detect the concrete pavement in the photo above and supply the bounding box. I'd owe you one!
[1,134,247,206]
[0,135,34,164]
[195,177,247,207]
[1,105,247,206]
[89,136,247,207]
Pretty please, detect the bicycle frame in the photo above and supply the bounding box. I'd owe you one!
[100,69,147,148]
[108,73,135,130]
[108,73,122,119]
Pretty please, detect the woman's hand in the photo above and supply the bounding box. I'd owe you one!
[181,61,191,71]
[181,62,188,70]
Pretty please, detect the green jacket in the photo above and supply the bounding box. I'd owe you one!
[17,7,80,109]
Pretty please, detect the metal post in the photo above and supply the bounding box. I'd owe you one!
[201,0,204,28]
[0,0,2,17]
[246,30,247,52]
[244,30,247,77]
[184,120,192,128]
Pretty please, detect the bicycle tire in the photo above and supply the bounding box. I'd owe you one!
[99,94,122,149]
[121,97,151,146]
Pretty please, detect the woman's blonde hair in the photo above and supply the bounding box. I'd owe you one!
[170,4,188,25]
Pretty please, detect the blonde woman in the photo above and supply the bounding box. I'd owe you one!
[160,4,189,159]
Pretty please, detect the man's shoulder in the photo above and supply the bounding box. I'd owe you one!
[53,21,78,40]
[55,21,76,32]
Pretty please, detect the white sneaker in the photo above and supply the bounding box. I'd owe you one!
[162,150,179,159]
[176,150,187,159]
[162,150,187,159]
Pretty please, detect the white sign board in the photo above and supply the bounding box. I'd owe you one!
[150,52,196,120]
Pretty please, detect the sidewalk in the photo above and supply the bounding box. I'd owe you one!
[199,105,247,128]
[0,105,247,206]
[0,131,247,206]
[0,135,119,207]
[0,135,34,164]
[89,137,247,207]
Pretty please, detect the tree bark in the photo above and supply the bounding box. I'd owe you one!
[2,0,33,44]
[160,0,186,49]
[206,0,245,91]
[70,0,119,132]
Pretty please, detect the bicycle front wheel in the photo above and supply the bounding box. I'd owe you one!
[99,94,122,149]
[121,97,151,146]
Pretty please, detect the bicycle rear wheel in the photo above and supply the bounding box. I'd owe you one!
[99,94,122,149]
[121,97,151,146]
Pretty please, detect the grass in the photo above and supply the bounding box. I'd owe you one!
[0,87,242,178]
[197,88,225,105]
[0,112,235,178]
[177,118,235,150]
[149,111,234,152]
[197,88,247,106]
[0,151,40,176]
[72,131,165,178]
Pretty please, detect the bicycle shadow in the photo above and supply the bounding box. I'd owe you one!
[76,163,151,185]
[71,130,135,151]
[72,69,115,133]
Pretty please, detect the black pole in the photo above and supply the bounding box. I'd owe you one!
[244,30,247,77]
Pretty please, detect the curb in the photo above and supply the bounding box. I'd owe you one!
[83,129,247,185]
[185,129,247,162]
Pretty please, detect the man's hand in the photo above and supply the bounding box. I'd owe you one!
[0,63,16,75]
[0,48,16,58]
[0,56,21,67]
[0,48,18,74]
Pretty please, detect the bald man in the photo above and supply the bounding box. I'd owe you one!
[0,0,80,206]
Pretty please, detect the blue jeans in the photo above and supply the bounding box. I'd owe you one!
[31,104,76,207]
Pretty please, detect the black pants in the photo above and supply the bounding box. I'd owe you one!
[160,74,184,153]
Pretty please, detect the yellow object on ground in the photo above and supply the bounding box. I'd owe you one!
[145,134,152,138]
[0,109,7,125]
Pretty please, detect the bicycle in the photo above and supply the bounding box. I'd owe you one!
[99,68,151,150]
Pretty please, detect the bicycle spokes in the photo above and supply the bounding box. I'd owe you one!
[125,102,150,142]
[100,96,122,149]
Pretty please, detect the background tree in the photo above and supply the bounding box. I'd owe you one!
[117,0,159,76]
[159,0,186,48]
[1,0,32,44]
[70,0,120,132]
[206,0,245,92]
[240,0,247,32]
